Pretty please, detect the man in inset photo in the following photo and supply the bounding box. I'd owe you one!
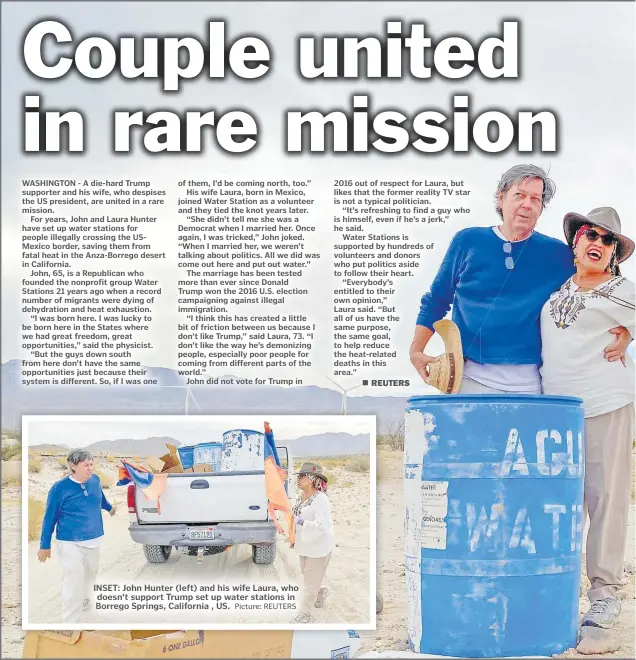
[37,449,116,624]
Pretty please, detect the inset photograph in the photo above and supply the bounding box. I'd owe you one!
[22,415,375,630]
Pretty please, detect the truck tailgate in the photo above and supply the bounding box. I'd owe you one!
[135,471,268,524]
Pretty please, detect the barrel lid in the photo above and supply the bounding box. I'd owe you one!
[406,393,583,407]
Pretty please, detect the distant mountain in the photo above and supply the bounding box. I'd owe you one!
[85,436,181,456]
[32,433,370,459]
[1,360,411,434]
[285,433,370,457]
[30,443,69,454]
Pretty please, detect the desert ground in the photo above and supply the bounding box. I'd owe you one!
[1,452,370,654]
[358,449,636,659]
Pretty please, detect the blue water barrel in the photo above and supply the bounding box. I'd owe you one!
[192,442,223,471]
[404,394,585,658]
[177,445,195,470]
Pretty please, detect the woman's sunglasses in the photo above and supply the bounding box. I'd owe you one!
[582,229,617,247]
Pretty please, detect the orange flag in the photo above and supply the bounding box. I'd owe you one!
[263,421,295,544]
[264,456,295,544]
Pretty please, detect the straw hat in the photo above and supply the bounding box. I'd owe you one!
[425,320,464,394]
[294,462,328,483]
[563,207,634,263]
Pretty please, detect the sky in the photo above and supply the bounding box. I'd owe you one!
[2,2,634,397]
[23,414,374,448]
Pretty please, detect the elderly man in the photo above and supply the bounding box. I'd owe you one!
[410,164,630,393]
[38,448,116,624]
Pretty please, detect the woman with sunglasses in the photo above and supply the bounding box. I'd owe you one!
[290,462,334,623]
[540,207,634,639]
[37,448,117,624]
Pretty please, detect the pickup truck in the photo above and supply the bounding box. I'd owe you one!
[127,445,294,565]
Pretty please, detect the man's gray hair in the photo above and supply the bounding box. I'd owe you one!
[66,448,94,471]
[495,164,556,218]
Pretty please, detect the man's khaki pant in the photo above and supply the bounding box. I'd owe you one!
[584,403,634,602]
[298,553,331,614]
[57,541,100,623]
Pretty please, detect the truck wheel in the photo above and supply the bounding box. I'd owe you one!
[143,544,172,563]
[252,544,276,564]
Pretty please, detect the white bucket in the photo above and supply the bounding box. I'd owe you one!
[221,429,264,472]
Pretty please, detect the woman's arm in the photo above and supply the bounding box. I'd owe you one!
[605,326,632,362]
[300,495,332,543]
[605,280,635,362]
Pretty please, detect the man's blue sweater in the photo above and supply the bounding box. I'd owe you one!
[40,474,112,550]
[416,227,574,365]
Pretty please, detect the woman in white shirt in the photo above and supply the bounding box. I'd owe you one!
[540,207,634,636]
[290,462,334,623]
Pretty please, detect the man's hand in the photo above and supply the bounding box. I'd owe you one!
[605,326,632,364]
[37,549,51,562]
[109,505,117,517]
[410,351,440,382]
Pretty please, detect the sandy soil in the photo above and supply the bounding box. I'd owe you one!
[1,454,369,651]
[359,450,636,659]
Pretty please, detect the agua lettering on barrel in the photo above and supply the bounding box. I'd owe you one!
[501,426,583,477]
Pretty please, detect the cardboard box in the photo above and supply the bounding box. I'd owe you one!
[193,463,212,472]
[159,444,184,473]
[158,453,176,466]
[162,465,183,474]
[99,631,180,640]
[23,630,293,659]
[145,456,165,474]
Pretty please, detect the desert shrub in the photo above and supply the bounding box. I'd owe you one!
[1,443,22,461]
[94,468,114,489]
[321,458,345,469]
[386,420,405,452]
[2,459,22,485]
[106,453,116,463]
[342,481,354,488]
[28,456,42,473]
[302,457,347,470]
[57,456,68,470]
[2,474,21,487]
[345,455,370,473]
[28,497,46,541]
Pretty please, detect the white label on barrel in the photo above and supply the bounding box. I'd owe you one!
[405,410,437,464]
[415,481,448,549]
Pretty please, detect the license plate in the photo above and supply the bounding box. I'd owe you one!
[189,528,215,540]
